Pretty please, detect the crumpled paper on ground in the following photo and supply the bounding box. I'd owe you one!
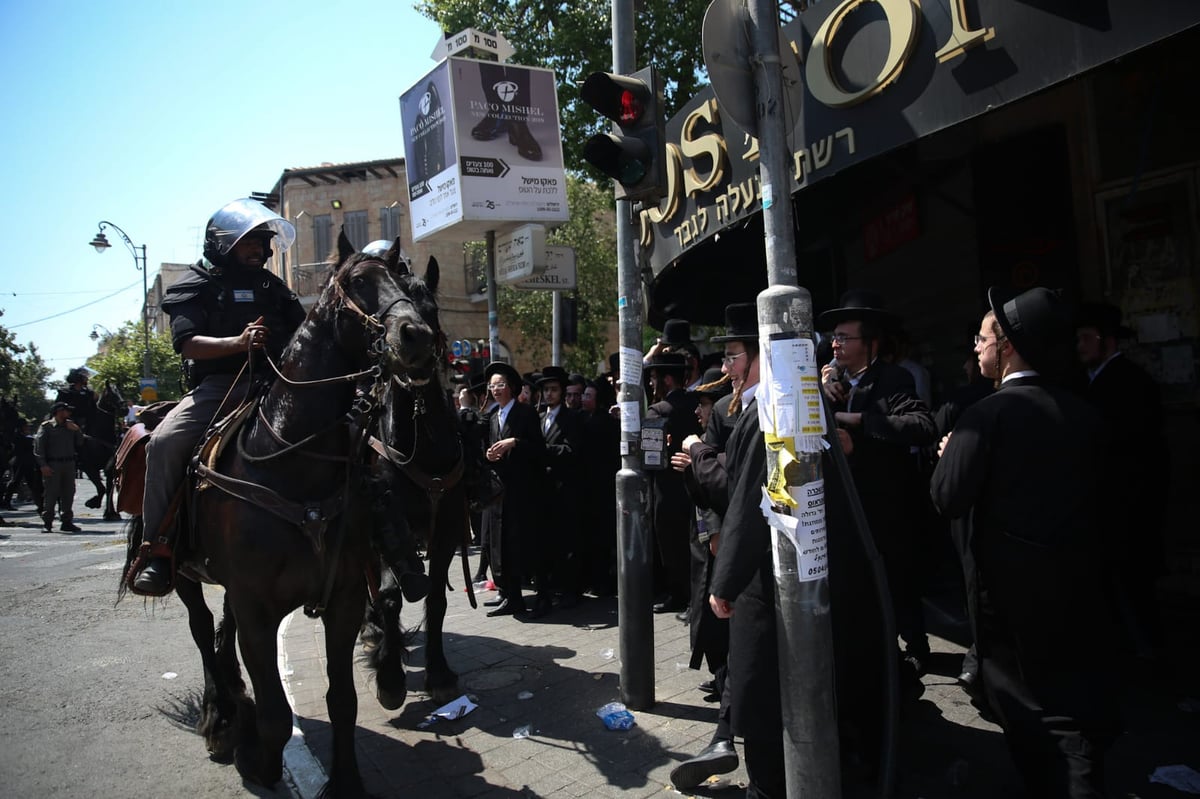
[416,695,478,729]
[1149,764,1200,794]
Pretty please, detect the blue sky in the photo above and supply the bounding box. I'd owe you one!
[0,0,443,381]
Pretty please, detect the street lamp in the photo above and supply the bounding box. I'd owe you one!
[89,323,113,342]
[89,222,151,379]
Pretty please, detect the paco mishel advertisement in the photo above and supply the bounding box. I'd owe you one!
[400,58,568,243]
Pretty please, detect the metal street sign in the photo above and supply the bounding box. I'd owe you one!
[432,27,515,62]
[451,339,465,357]
[513,245,577,291]
[495,224,547,283]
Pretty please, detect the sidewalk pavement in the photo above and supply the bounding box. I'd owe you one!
[278,546,1182,799]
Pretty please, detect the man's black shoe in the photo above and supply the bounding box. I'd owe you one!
[669,739,739,790]
[482,596,506,607]
[42,515,53,532]
[528,596,553,620]
[471,116,508,141]
[653,597,687,614]
[134,557,172,595]
[957,670,977,687]
[699,679,717,695]
[486,598,527,618]
[59,523,82,533]
[675,608,690,623]
[399,572,430,603]
[507,121,542,161]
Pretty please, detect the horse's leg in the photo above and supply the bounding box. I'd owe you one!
[176,578,239,762]
[83,464,105,508]
[367,565,407,711]
[321,576,368,798]
[103,455,120,521]
[423,496,463,704]
[229,600,290,789]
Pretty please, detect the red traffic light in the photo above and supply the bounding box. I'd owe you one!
[580,66,665,202]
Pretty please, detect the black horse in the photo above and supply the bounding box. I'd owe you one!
[79,382,122,520]
[120,240,438,797]
[359,253,475,709]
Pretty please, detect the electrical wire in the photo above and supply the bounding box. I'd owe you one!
[7,279,142,329]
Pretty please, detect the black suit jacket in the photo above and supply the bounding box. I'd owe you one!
[645,388,701,533]
[930,376,1117,729]
[482,401,545,563]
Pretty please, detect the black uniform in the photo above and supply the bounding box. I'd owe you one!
[646,387,701,606]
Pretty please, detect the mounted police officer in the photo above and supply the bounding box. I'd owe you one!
[133,198,306,595]
[56,368,98,434]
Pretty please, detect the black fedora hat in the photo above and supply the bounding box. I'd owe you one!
[484,361,522,391]
[51,401,74,413]
[711,303,758,343]
[694,367,731,400]
[816,289,897,331]
[1076,301,1134,338]
[987,286,1070,372]
[537,365,570,388]
[646,352,687,375]
[660,318,692,348]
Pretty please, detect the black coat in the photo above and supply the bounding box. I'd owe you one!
[930,376,1118,738]
[708,399,781,739]
[645,388,701,536]
[482,401,545,583]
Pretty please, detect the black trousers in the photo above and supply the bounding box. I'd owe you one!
[743,737,786,799]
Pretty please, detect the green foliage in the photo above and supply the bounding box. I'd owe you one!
[497,176,616,374]
[0,310,54,420]
[84,321,184,403]
[413,0,707,172]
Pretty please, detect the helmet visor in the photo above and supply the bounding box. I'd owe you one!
[206,198,296,256]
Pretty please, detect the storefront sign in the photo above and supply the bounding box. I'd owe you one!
[642,0,1200,277]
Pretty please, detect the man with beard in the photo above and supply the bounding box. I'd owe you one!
[132,199,307,595]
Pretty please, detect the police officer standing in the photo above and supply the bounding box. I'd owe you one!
[132,198,307,595]
[34,402,83,532]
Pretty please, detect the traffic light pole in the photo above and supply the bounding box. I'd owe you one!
[486,230,500,361]
[748,0,841,796]
[610,0,654,711]
[551,290,562,366]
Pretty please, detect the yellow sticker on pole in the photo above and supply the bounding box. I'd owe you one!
[764,433,798,507]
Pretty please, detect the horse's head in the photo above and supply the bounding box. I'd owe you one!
[97,382,124,416]
[325,233,441,385]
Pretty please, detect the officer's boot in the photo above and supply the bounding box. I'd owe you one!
[42,511,53,533]
[134,556,172,595]
[59,511,81,533]
[375,519,429,603]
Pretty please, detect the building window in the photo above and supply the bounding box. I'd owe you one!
[344,210,369,249]
[312,214,332,263]
[380,205,403,243]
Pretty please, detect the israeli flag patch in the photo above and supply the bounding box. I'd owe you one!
[233,289,255,302]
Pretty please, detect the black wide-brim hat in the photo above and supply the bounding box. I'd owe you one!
[816,289,898,331]
[987,286,1069,372]
[1076,301,1134,338]
[711,303,758,343]
[51,401,74,412]
[694,366,731,399]
[537,365,570,388]
[484,361,522,391]
[646,352,688,376]
[660,318,692,348]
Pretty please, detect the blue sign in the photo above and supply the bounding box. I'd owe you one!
[451,339,465,358]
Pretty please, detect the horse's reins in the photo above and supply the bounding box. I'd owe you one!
[194,263,419,616]
[367,376,477,609]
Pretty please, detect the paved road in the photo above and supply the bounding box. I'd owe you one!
[0,485,291,799]
[4,481,1198,798]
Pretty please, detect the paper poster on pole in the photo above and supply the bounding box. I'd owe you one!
[761,484,829,583]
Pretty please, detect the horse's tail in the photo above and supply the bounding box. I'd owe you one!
[116,516,144,603]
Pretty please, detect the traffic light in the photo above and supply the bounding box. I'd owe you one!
[580,66,666,202]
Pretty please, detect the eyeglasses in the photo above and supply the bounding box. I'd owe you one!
[722,352,747,365]
[488,382,507,390]
[973,334,1007,346]
[829,334,862,344]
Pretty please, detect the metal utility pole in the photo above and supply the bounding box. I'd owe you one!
[610,0,654,711]
[90,222,152,379]
[486,230,501,360]
[748,0,841,795]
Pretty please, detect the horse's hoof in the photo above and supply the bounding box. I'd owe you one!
[104,512,122,522]
[376,686,406,711]
[84,497,102,509]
